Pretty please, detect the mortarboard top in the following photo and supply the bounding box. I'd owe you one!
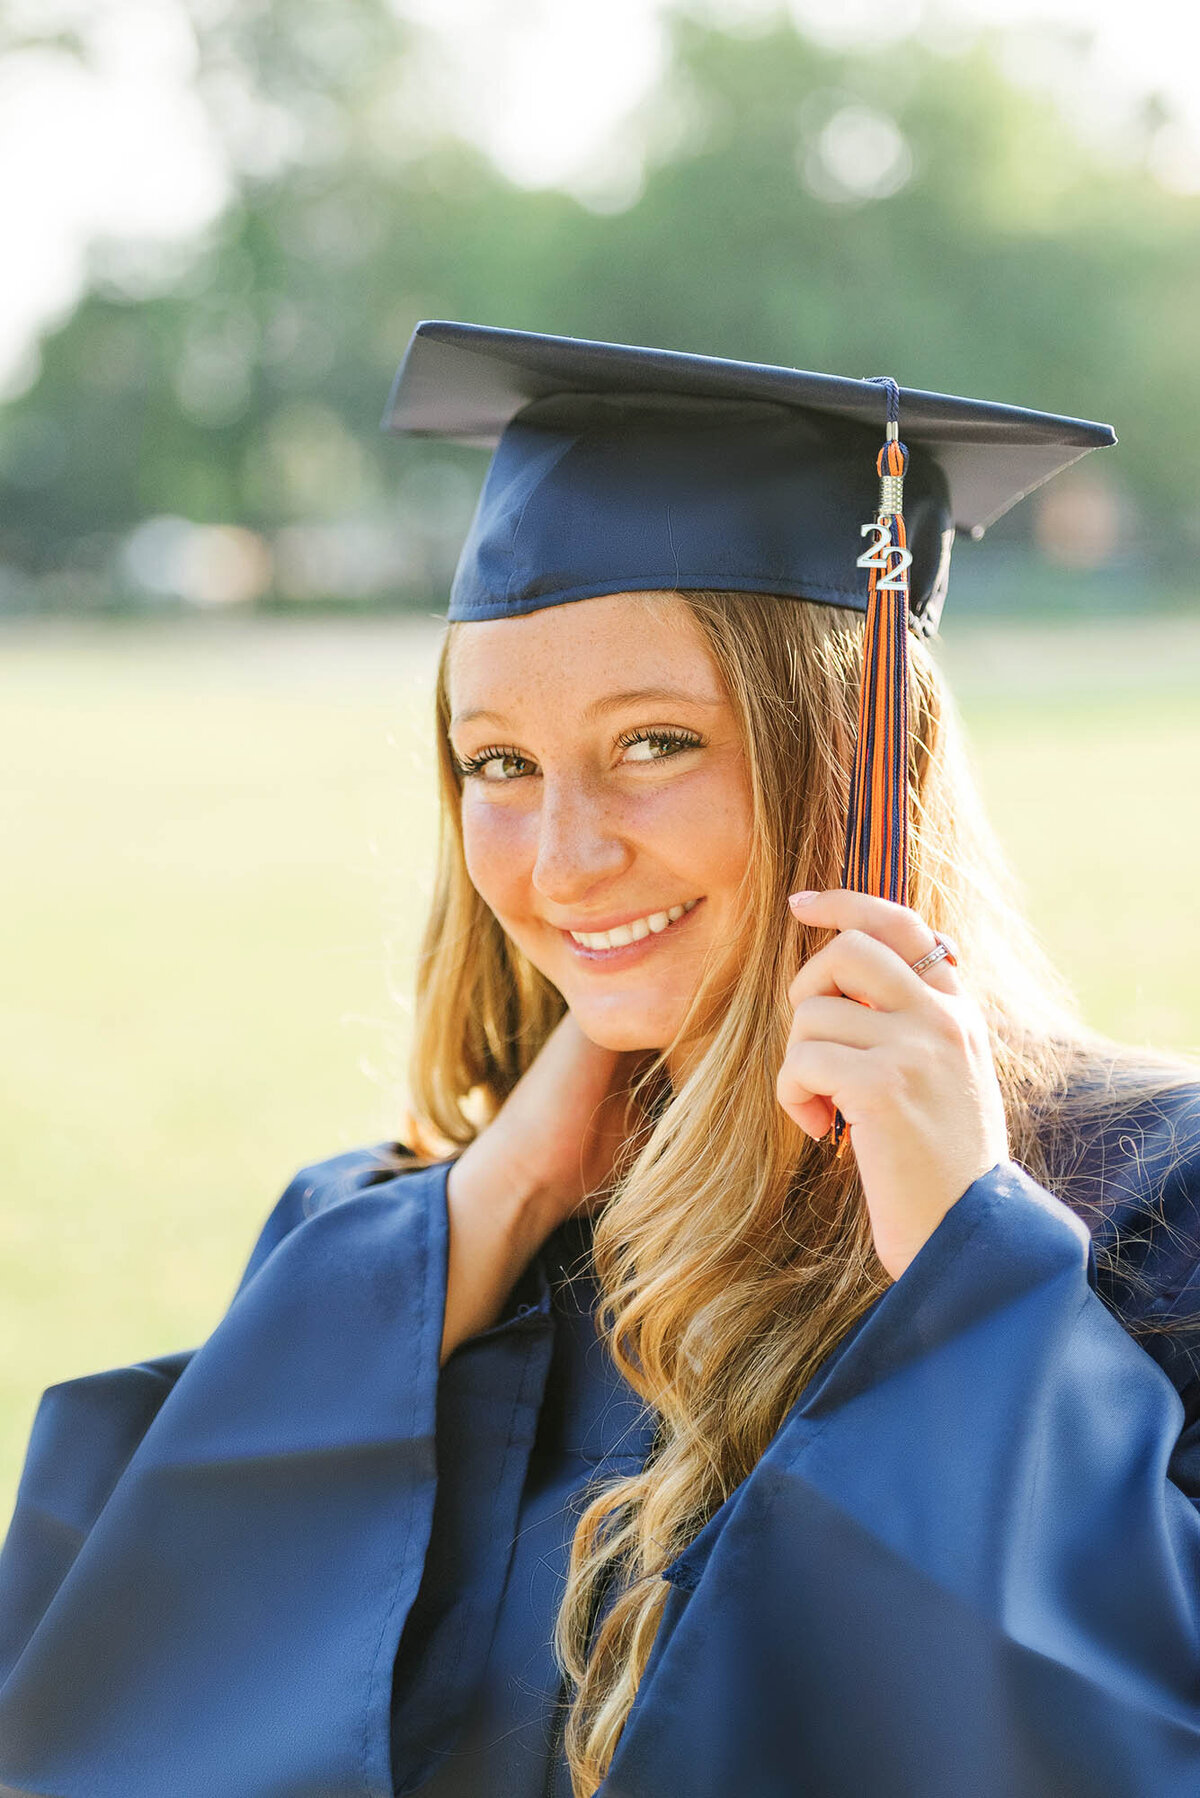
[382,319,1116,639]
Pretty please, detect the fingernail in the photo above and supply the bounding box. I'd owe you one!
[788,890,819,911]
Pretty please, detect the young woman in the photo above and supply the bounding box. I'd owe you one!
[2,325,1199,1798]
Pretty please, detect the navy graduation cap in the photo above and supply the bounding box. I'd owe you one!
[383,320,1116,1125]
[382,319,1115,639]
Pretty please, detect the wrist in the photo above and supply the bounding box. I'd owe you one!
[440,1142,558,1364]
[447,1137,558,1260]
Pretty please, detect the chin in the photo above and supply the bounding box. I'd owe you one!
[568,999,680,1055]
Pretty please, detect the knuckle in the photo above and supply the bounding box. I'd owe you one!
[928,994,977,1056]
[790,992,822,1026]
[776,1051,808,1106]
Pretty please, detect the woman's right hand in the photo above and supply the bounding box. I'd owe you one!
[439,1012,647,1364]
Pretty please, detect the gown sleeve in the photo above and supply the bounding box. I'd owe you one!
[0,1145,554,1798]
[600,1141,1200,1798]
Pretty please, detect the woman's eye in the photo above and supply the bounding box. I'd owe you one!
[619,728,703,763]
[456,748,533,782]
[479,755,525,782]
[455,729,702,780]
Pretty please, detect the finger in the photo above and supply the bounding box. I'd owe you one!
[788,890,961,996]
[787,891,961,1004]
[781,1091,836,1140]
[789,888,920,941]
[787,926,936,1013]
[776,1038,874,1131]
[784,992,898,1056]
[789,890,957,980]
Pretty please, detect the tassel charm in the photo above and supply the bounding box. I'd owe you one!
[831,379,913,1153]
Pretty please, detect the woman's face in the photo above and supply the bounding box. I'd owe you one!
[447,591,755,1060]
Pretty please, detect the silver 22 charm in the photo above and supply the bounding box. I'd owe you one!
[857,519,914,593]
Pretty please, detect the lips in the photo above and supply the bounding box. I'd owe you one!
[566,897,701,951]
[557,891,708,963]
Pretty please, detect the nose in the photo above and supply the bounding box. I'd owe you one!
[530,774,632,904]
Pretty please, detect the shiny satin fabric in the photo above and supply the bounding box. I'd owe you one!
[1,1089,1200,1797]
[441,398,956,636]
[381,322,1117,640]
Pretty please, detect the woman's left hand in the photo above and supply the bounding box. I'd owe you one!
[778,889,1011,1282]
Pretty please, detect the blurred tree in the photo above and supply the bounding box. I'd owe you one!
[535,19,1200,567]
[0,0,1197,607]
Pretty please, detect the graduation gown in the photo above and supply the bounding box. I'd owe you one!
[2,1087,1200,1797]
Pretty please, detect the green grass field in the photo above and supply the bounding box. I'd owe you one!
[2,611,1199,1519]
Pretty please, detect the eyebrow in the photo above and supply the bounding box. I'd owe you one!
[451,685,726,730]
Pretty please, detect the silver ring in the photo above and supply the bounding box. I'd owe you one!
[910,931,959,977]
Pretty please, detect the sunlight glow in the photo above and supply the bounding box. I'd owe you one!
[0,0,1198,387]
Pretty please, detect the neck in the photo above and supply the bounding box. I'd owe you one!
[665,1031,709,1091]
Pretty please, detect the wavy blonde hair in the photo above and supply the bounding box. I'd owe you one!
[394,588,1200,1796]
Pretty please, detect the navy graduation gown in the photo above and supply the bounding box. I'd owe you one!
[1,1087,1200,1796]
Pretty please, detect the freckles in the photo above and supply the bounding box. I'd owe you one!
[461,799,536,900]
[699,762,754,847]
[630,766,749,851]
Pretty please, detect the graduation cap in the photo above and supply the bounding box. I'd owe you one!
[382,318,1116,970]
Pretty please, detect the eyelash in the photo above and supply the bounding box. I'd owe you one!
[454,726,704,782]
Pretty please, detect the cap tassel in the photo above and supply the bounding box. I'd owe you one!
[831,378,912,1154]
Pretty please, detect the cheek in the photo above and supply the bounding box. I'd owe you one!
[661,763,754,888]
[460,798,534,912]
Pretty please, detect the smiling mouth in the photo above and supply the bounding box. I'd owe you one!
[565,897,702,951]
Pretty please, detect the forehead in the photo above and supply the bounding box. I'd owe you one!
[445,591,725,711]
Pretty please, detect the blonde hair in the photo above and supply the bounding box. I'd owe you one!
[394,589,1200,1796]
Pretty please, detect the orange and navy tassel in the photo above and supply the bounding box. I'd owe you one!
[832,376,912,1152]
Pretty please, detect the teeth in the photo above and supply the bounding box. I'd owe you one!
[569,897,699,950]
